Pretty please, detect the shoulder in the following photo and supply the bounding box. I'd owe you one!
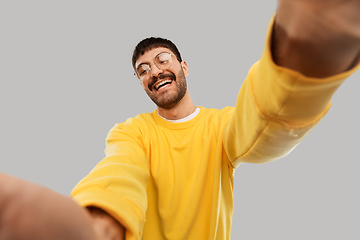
[114,112,155,129]
[197,106,235,128]
[200,106,235,120]
[107,112,156,139]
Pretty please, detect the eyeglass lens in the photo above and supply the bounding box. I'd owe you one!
[136,52,172,80]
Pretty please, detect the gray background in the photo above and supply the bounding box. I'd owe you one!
[1,1,359,239]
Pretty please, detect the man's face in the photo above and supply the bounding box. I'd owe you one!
[135,47,189,109]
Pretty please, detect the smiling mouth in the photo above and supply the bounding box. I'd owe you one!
[154,79,173,91]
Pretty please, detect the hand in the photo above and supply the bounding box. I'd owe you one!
[0,173,97,240]
[88,207,125,240]
[277,0,360,39]
[273,0,360,77]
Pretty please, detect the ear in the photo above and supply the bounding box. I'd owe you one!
[181,60,189,77]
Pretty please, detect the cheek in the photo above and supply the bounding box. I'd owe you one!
[140,80,149,90]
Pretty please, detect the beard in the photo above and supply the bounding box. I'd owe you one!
[144,69,187,109]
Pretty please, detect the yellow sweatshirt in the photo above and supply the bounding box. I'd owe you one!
[70,16,359,239]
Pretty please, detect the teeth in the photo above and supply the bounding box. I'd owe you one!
[155,80,172,90]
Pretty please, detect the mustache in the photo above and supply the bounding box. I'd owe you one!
[148,72,176,91]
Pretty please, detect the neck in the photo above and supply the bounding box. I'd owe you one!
[157,90,196,120]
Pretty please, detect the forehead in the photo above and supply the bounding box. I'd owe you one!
[135,47,175,68]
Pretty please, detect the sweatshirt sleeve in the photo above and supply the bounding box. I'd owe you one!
[70,118,149,240]
[223,14,360,168]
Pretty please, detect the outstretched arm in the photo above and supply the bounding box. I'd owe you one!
[226,0,360,166]
[0,173,125,240]
[273,0,360,77]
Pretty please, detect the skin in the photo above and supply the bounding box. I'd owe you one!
[0,173,125,240]
[1,1,359,239]
[0,172,98,240]
[273,0,360,77]
[135,47,197,120]
[88,207,125,240]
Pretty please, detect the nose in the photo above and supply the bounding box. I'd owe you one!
[149,62,163,77]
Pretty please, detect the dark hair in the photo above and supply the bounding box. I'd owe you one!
[132,37,182,69]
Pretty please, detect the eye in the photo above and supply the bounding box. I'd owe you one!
[137,64,150,76]
[159,59,169,65]
[139,69,149,76]
[156,53,172,66]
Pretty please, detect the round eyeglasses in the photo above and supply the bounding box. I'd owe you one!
[135,52,174,81]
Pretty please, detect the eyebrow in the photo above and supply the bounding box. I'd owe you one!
[136,52,172,68]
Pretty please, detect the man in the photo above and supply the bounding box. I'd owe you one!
[0,1,359,239]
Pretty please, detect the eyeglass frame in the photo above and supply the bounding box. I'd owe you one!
[134,52,181,81]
